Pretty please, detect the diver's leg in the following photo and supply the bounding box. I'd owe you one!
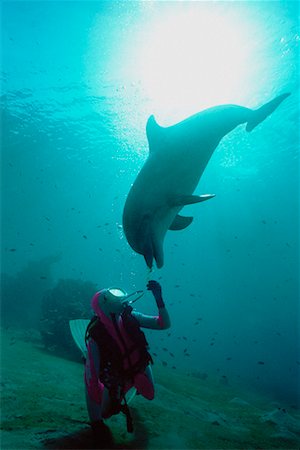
[85,385,113,444]
[135,364,155,400]
[85,385,102,422]
[101,387,114,418]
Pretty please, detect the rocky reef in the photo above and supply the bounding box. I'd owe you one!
[40,278,97,360]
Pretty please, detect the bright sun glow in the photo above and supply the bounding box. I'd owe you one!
[135,7,252,124]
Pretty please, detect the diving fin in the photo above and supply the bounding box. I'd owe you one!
[246,93,291,132]
[69,319,90,358]
[169,214,193,230]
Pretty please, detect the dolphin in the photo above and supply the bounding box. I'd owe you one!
[122,93,290,269]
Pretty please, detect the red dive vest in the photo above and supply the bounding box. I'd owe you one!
[86,309,153,388]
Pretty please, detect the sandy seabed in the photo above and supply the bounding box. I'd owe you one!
[1,327,299,450]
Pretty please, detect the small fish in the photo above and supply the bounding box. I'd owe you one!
[152,352,157,357]
[162,361,167,367]
[83,235,88,239]
[162,348,168,352]
[258,361,265,365]
[169,352,174,357]
[9,248,16,252]
[40,276,47,280]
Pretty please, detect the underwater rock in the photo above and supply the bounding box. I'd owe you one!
[260,408,300,435]
[229,397,250,407]
[40,278,97,359]
[271,429,300,441]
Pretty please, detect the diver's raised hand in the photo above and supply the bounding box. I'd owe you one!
[147,280,165,308]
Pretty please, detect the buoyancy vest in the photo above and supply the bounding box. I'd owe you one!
[86,308,153,388]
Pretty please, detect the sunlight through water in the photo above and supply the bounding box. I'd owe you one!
[134,6,253,123]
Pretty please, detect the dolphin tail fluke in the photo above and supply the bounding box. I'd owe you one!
[246,93,291,132]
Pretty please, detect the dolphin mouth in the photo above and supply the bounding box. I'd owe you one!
[144,248,154,268]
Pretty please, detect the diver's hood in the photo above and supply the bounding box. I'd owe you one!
[91,287,143,317]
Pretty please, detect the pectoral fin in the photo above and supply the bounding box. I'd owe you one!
[171,194,215,207]
[169,215,193,231]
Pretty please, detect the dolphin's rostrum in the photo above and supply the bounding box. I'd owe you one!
[122,93,290,269]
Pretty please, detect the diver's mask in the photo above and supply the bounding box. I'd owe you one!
[98,287,144,316]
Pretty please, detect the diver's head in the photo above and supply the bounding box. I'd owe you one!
[91,287,144,318]
[97,287,129,316]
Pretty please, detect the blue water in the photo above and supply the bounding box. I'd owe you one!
[1,1,299,407]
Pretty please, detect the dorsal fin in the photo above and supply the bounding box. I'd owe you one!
[146,115,165,152]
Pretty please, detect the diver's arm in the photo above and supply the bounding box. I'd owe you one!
[133,308,170,329]
[132,281,171,330]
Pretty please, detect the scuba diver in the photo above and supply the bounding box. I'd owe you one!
[84,279,170,442]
